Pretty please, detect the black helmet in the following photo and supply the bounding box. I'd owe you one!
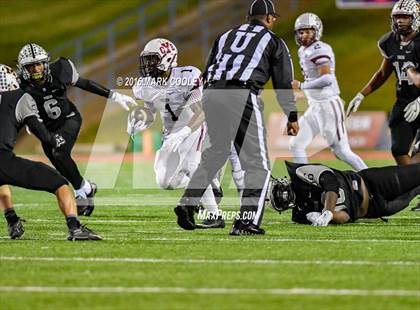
[269,177,296,213]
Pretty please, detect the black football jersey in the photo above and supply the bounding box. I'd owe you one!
[20,57,80,130]
[378,31,420,104]
[0,89,40,151]
[285,162,363,224]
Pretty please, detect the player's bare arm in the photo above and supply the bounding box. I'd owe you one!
[360,58,394,96]
[186,101,205,132]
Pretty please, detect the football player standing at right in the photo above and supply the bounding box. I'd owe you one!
[290,13,367,171]
[347,0,420,167]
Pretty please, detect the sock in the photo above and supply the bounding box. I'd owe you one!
[4,208,19,225]
[81,180,92,196]
[201,185,219,216]
[66,215,80,230]
[232,169,245,191]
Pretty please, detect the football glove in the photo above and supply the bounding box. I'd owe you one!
[306,212,321,224]
[162,127,192,153]
[313,210,333,227]
[110,91,137,111]
[126,106,151,137]
[401,61,416,74]
[404,97,420,122]
[346,92,364,117]
[52,134,66,149]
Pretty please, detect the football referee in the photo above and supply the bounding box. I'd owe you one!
[175,0,299,235]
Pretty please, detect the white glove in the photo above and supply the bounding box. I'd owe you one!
[110,91,137,111]
[346,92,364,117]
[313,210,333,227]
[162,127,192,153]
[401,61,416,73]
[127,117,147,137]
[404,98,420,122]
[306,212,321,224]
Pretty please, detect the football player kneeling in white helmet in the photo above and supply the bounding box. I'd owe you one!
[127,38,244,229]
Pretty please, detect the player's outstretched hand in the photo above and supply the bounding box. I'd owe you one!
[306,212,321,224]
[313,210,333,227]
[404,98,420,122]
[346,92,364,117]
[287,121,299,136]
[111,91,138,111]
[162,126,192,153]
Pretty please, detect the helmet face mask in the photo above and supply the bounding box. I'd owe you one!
[139,53,164,78]
[0,65,20,92]
[17,43,50,84]
[139,38,178,79]
[391,0,419,35]
[269,177,296,213]
[294,13,323,46]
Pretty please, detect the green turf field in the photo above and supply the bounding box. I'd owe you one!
[0,159,419,309]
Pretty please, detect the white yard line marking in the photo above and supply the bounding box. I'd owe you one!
[1,256,418,266]
[0,286,418,297]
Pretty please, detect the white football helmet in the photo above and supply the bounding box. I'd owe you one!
[0,65,20,92]
[391,0,420,34]
[139,38,178,78]
[17,43,50,82]
[294,13,323,46]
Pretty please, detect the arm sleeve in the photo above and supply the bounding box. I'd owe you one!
[270,38,297,122]
[318,171,340,194]
[203,36,221,82]
[301,73,335,90]
[24,116,54,147]
[185,67,203,106]
[15,93,40,124]
[378,33,390,59]
[295,164,338,193]
[74,77,111,98]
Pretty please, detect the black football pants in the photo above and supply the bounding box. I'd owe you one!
[359,164,420,217]
[181,87,270,226]
[0,151,67,193]
[42,115,84,190]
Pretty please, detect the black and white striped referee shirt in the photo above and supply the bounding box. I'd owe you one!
[204,20,296,117]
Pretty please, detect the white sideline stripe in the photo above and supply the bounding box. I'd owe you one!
[137,237,420,243]
[0,286,418,297]
[1,256,418,267]
[1,237,419,243]
[31,219,174,224]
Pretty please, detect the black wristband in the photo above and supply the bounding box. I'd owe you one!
[288,111,298,123]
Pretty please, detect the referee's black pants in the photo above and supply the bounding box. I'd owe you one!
[42,115,84,190]
[360,164,420,218]
[181,87,270,226]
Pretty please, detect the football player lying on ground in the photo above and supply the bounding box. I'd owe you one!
[17,43,137,216]
[0,65,101,240]
[269,161,420,226]
[127,38,245,229]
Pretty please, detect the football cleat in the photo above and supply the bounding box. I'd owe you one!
[8,218,25,239]
[76,182,97,216]
[411,202,420,211]
[67,224,102,241]
[174,203,196,230]
[229,219,265,236]
[196,215,225,229]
